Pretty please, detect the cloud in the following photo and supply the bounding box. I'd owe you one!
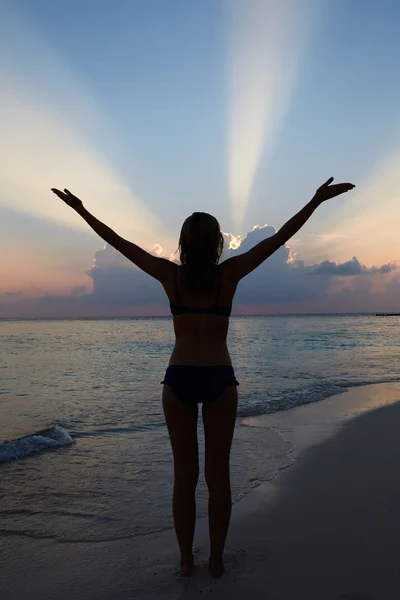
[1,224,399,317]
[307,257,397,276]
[1,290,23,300]
[70,285,87,298]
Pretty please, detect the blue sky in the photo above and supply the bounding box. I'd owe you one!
[1,0,400,316]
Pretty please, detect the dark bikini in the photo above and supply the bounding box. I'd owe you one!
[161,268,239,404]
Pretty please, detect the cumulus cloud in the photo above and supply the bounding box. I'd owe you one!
[307,257,397,276]
[1,290,23,300]
[70,285,87,298]
[1,225,399,317]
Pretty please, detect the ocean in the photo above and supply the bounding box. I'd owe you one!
[1,314,399,543]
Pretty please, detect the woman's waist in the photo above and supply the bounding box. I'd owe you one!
[169,342,231,366]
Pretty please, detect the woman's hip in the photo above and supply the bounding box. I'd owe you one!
[161,364,239,405]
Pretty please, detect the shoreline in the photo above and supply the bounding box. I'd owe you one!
[2,382,400,599]
[231,380,400,520]
[231,381,400,517]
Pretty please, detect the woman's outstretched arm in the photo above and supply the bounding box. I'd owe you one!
[225,177,355,280]
[51,188,174,282]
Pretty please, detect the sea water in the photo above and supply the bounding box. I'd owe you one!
[1,314,399,542]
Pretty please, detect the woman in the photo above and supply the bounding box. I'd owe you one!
[52,177,355,577]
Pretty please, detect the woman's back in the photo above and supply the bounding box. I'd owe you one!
[162,264,237,365]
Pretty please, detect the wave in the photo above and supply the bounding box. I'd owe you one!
[0,425,73,463]
[238,376,400,418]
[73,421,166,438]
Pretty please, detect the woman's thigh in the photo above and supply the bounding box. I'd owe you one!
[202,385,238,481]
[162,384,199,478]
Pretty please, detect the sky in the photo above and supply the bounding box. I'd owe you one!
[1,0,400,317]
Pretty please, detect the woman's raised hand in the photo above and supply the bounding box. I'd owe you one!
[314,177,355,202]
[51,188,83,211]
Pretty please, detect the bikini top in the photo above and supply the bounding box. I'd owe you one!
[169,268,232,317]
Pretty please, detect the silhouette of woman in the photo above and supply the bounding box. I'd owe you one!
[52,177,355,577]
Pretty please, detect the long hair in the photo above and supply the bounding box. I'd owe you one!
[178,212,224,293]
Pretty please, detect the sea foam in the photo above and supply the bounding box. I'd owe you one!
[0,425,73,463]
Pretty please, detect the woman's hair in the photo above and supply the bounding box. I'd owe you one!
[178,212,224,293]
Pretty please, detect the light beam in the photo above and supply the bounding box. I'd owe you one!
[313,149,400,266]
[0,4,165,251]
[227,0,319,229]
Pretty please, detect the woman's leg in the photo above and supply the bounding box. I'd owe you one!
[202,385,238,577]
[162,384,199,576]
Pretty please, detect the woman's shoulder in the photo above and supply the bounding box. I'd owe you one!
[218,257,239,280]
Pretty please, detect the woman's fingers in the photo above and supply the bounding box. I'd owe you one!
[51,188,76,200]
[51,187,82,209]
[330,183,356,197]
[51,188,65,199]
[316,179,355,198]
[337,183,355,192]
[316,177,334,193]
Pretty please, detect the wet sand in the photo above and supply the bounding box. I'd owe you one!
[2,382,400,599]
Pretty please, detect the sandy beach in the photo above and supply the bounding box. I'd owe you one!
[2,382,400,600]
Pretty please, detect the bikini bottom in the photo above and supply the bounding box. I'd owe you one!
[161,365,239,405]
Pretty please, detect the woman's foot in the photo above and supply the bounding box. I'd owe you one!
[209,554,225,578]
[180,554,194,577]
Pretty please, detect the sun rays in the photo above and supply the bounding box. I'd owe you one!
[313,150,400,266]
[226,0,319,229]
[0,4,164,251]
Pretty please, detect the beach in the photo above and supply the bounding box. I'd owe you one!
[2,0,399,595]
[2,381,400,599]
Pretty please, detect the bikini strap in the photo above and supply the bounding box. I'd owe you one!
[174,267,183,305]
[215,268,221,308]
